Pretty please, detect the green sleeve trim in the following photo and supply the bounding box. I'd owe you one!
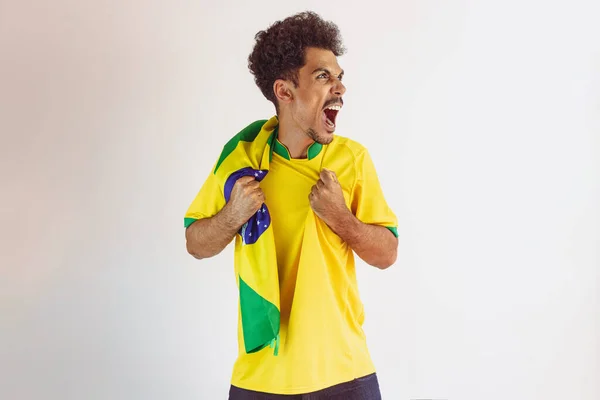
[214,120,267,174]
[184,217,198,228]
[386,226,398,237]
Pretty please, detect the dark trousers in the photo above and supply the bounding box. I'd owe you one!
[228,373,382,400]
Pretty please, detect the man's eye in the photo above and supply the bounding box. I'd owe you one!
[318,73,328,79]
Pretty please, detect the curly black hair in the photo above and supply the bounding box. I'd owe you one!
[248,11,346,111]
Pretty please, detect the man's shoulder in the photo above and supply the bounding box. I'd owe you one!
[330,134,369,161]
[212,119,272,173]
[227,119,269,143]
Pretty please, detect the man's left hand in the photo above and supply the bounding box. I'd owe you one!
[309,169,351,227]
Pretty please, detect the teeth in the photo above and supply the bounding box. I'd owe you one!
[325,105,342,111]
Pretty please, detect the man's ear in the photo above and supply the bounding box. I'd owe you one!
[273,79,294,106]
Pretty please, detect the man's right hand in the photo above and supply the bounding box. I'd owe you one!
[186,176,264,260]
[226,176,265,225]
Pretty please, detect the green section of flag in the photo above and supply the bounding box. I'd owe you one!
[214,120,267,174]
[239,275,280,354]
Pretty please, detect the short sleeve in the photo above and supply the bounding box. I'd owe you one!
[184,162,226,228]
[350,149,398,238]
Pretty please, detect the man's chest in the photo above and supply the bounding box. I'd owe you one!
[260,160,316,218]
[260,156,354,222]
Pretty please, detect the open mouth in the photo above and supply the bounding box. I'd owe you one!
[323,105,341,131]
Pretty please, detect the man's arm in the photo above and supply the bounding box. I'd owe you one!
[186,176,264,260]
[309,169,398,269]
[185,204,242,259]
[327,212,398,269]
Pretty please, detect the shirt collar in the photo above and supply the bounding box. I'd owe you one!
[271,125,323,160]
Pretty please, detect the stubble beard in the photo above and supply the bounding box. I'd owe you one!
[307,127,333,145]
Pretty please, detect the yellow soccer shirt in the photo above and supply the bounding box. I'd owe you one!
[185,127,398,395]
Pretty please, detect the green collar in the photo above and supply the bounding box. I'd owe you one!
[271,126,323,161]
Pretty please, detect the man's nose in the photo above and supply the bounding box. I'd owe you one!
[332,79,346,97]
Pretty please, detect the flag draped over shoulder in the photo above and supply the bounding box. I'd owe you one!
[185,116,282,355]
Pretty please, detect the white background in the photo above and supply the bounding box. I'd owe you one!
[1,1,598,399]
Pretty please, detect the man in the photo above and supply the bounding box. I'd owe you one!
[184,11,398,399]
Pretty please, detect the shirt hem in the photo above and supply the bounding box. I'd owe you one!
[230,368,377,395]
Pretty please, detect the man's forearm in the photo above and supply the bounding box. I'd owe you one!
[328,212,398,269]
[185,204,242,259]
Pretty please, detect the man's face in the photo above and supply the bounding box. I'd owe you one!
[286,47,346,145]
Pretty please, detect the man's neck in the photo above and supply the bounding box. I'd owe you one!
[276,114,314,159]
